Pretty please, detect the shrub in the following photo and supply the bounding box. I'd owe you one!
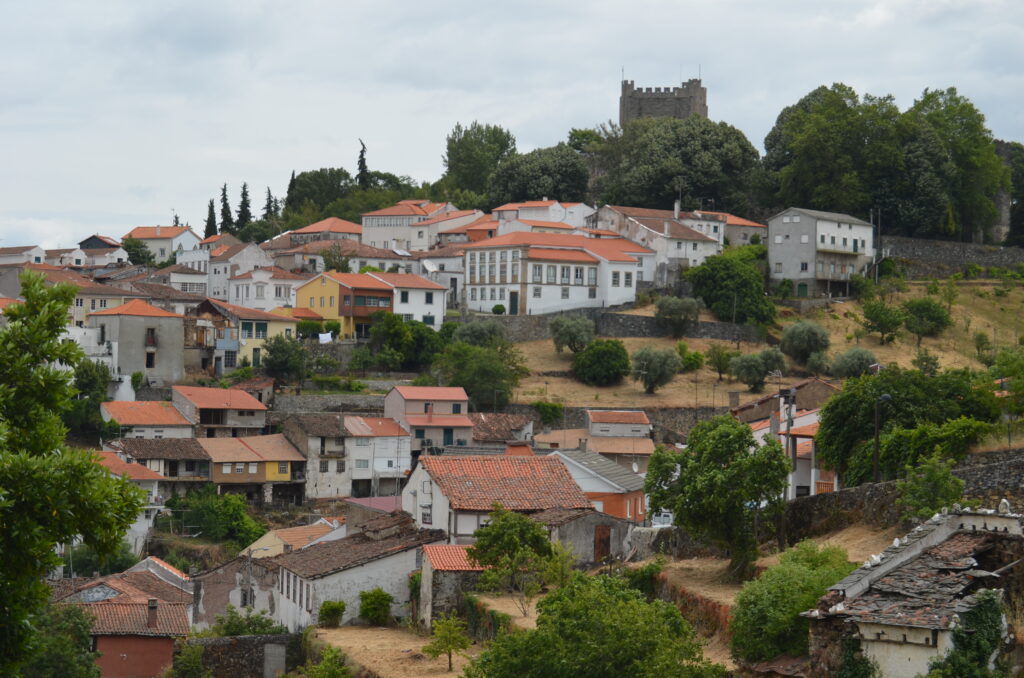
[549,315,595,353]
[131,371,144,391]
[831,347,876,378]
[572,339,630,386]
[806,351,830,376]
[297,319,323,339]
[676,342,705,372]
[729,348,786,392]
[780,321,830,365]
[359,588,394,626]
[631,346,681,394]
[318,600,346,628]
[311,375,342,391]
[422,611,472,672]
[305,646,351,678]
[209,605,287,636]
[323,320,342,338]
[654,296,702,338]
[705,343,739,381]
[730,541,855,662]
[896,452,966,523]
[491,304,506,315]
[532,400,564,427]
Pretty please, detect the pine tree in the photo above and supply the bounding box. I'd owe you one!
[219,183,235,233]
[285,170,297,211]
[357,139,370,190]
[262,187,278,220]
[204,199,217,238]
[172,212,181,226]
[236,182,252,231]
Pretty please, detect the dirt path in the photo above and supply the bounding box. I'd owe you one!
[756,523,904,568]
[318,626,481,678]
[473,593,540,628]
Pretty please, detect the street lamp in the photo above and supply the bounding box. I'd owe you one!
[873,394,892,483]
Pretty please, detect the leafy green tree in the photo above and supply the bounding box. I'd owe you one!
[469,504,552,616]
[284,167,354,213]
[422,612,471,671]
[204,199,217,238]
[368,311,413,357]
[815,367,1000,481]
[208,604,287,636]
[488,144,588,206]
[729,348,785,392]
[730,541,856,662]
[939,276,960,312]
[705,343,740,381]
[62,539,137,577]
[532,401,564,427]
[830,347,877,378]
[359,588,394,626]
[452,319,507,348]
[912,348,941,376]
[321,243,351,272]
[861,300,904,344]
[676,342,705,372]
[686,254,774,325]
[806,351,830,377]
[164,485,265,547]
[121,236,155,266]
[631,346,681,394]
[63,359,115,440]
[567,127,602,152]
[443,122,517,194]
[236,182,252,232]
[902,297,952,346]
[655,297,702,338]
[780,321,830,365]
[19,601,100,678]
[895,452,966,523]
[404,321,443,372]
[594,115,760,215]
[434,342,527,410]
[573,339,630,386]
[0,272,145,672]
[549,315,595,353]
[219,183,235,233]
[262,335,307,383]
[646,416,789,579]
[297,320,323,339]
[463,573,725,678]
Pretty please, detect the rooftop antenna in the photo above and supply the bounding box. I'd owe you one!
[621,65,624,81]
[698,63,702,80]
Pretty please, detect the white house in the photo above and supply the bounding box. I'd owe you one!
[178,242,274,300]
[100,401,195,439]
[406,210,483,248]
[360,200,457,251]
[84,247,129,267]
[493,200,595,228]
[767,207,875,298]
[122,226,201,262]
[149,263,209,296]
[45,248,88,267]
[411,245,465,307]
[288,217,362,245]
[227,267,313,312]
[0,245,45,265]
[367,272,447,330]
[401,456,592,542]
[463,232,653,315]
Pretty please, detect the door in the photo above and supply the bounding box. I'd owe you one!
[443,428,454,446]
[594,524,611,563]
[167,460,179,478]
[796,282,808,298]
[508,291,519,315]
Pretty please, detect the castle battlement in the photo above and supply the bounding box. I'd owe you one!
[619,79,707,126]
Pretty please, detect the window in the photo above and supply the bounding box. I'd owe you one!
[532,264,542,283]
[588,288,596,299]
[278,462,288,474]
[414,429,425,439]
[587,268,597,285]
[224,351,237,368]
[692,242,698,251]
[820,234,825,243]
[561,287,569,299]
[842,237,848,247]
[774,235,782,244]
[145,353,155,368]
[423,314,435,326]
[320,460,328,473]
[356,437,369,446]
[223,463,231,473]
[774,262,782,273]
[248,462,257,474]
[241,321,253,339]
[90,298,96,310]
[337,460,345,473]
[612,272,620,287]
[452,403,461,414]
[800,234,809,243]
[533,286,541,298]
[470,288,477,301]
[830,235,836,245]
[800,262,808,272]
[418,230,424,239]
[676,241,682,249]
[400,291,409,303]
[574,267,584,284]
[355,459,369,469]
[499,288,505,300]
[354,295,366,305]
[546,265,556,283]
[499,264,507,281]
[320,296,325,307]
[329,296,334,307]
[234,463,244,473]
[99,299,107,308]
[560,266,570,284]
[255,285,264,299]
[425,292,433,304]
[421,506,432,525]
[624,272,632,287]
[490,288,496,300]
[75,298,83,307]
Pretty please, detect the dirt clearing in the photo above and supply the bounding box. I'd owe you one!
[473,593,540,628]
[318,626,481,678]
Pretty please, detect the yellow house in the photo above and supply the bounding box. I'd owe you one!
[293,272,393,339]
[198,299,298,368]
[242,519,347,558]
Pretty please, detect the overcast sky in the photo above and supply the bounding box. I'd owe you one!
[2,0,1022,249]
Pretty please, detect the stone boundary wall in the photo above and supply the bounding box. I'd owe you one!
[505,403,728,441]
[136,386,171,401]
[885,235,1024,279]
[176,634,301,677]
[274,393,385,414]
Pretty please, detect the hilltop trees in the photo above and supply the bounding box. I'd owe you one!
[654,296,702,338]
[443,122,517,195]
[204,199,217,238]
[902,297,952,346]
[686,252,774,326]
[573,339,631,386]
[487,143,588,206]
[219,183,235,233]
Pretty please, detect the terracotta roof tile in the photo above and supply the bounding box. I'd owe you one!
[419,456,591,512]
[702,211,767,228]
[463,232,650,262]
[367,272,446,290]
[173,385,267,410]
[101,401,191,427]
[199,434,304,463]
[529,507,595,526]
[405,414,474,428]
[519,219,575,230]
[271,523,335,549]
[424,544,484,572]
[230,266,313,281]
[586,410,650,425]
[493,201,559,211]
[362,201,447,217]
[629,217,718,242]
[128,282,205,302]
[95,451,165,480]
[343,416,407,437]
[83,600,190,637]
[282,239,409,259]
[272,306,323,321]
[412,210,480,227]
[392,386,468,401]
[526,247,598,263]
[88,298,183,318]
[110,438,210,461]
[292,217,362,235]
[201,298,298,323]
[533,429,657,455]
[124,226,194,240]
[321,272,395,291]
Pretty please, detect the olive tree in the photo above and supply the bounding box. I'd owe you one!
[549,315,595,353]
[631,347,681,394]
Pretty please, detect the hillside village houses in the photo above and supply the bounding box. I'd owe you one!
[384,386,474,452]
[122,225,201,262]
[227,266,312,311]
[360,199,457,250]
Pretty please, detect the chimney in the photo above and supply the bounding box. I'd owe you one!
[769,412,780,437]
[578,438,588,453]
[663,221,671,237]
[673,200,680,219]
[147,599,158,628]
[156,225,162,237]
[542,196,548,202]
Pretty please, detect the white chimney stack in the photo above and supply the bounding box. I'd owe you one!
[673,200,680,219]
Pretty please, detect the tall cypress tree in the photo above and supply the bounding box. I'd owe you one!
[357,139,370,189]
[236,182,252,231]
[262,187,277,220]
[285,170,297,211]
[204,199,217,238]
[219,183,235,233]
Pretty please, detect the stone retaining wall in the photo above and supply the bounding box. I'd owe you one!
[176,634,301,678]
[505,403,728,441]
[274,393,385,413]
[885,235,1024,279]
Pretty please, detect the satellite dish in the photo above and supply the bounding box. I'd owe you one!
[631,462,639,473]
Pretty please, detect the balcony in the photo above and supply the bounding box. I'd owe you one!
[144,334,158,348]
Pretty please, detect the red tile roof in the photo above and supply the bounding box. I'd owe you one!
[95,451,165,480]
[283,238,409,259]
[493,201,559,211]
[101,401,191,427]
[0,297,21,310]
[526,247,598,263]
[419,456,591,512]
[202,298,298,322]
[173,385,267,410]
[272,306,323,321]
[463,232,651,262]
[412,210,480,227]
[368,272,447,290]
[703,211,767,228]
[393,386,468,401]
[405,414,475,428]
[123,226,194,240]
[362,201,447,217]
[230,265,313,281]
[519,219,575,230]
[586,410,650,425]
[84,600,190,637]
[199,434,304,463]
[271,523,335,549]
[423,544,484,572]
[88,298,183,318]
[344,416,408,437]
[323,272,395,291]
[782,422,820,438]
[293,217,363,235]
[628,217,718,242]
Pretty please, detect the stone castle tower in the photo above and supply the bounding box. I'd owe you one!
[619,79,708,127]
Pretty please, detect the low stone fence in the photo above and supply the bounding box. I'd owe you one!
[595,314,762,343]
[274,393,385,414]
[175,634,301,678]
[506,403,728,441]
